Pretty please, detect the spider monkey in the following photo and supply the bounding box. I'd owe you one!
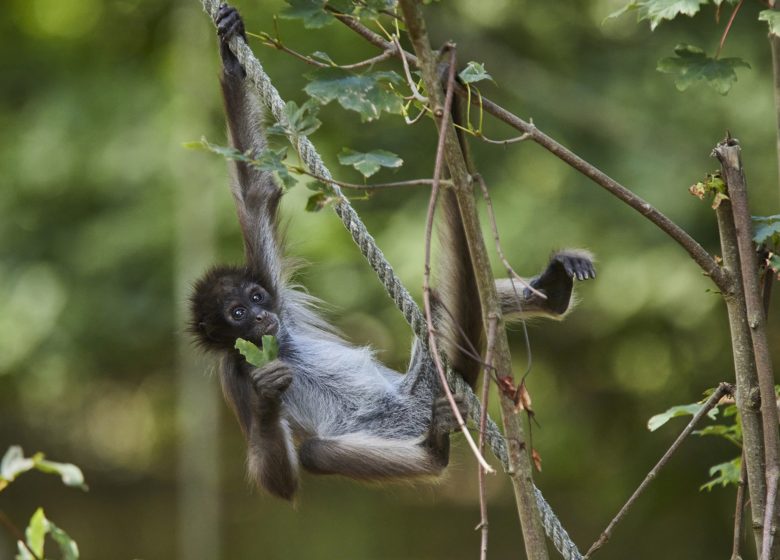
[189,4,596,501]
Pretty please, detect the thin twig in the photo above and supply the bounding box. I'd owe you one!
[732,451,748,560]
[715,0,745,59]
[585,382,735,558]
[394,35,427,102]
[477,313,498,560]
[420,45,493,473]
[251,31,396,70]
[331,14,729,292]
[479,132,532,145]
[300,168,450,190]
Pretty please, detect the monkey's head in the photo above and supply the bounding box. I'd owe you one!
[189,264,279,353]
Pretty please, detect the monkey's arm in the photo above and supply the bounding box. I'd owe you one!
[217,6,284,296]
[498,249,596,320]
[221,357,299,500]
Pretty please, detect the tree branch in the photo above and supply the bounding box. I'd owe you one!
[585,383,735,559]
[331,13,728,291]
[398,2,549,558]
[713,138,780,560]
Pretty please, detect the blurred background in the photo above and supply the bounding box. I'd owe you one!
[1,0,779,558]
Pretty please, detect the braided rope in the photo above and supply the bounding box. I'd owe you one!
[199,3,582,558]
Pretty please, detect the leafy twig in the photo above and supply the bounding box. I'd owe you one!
[585,383,735,558]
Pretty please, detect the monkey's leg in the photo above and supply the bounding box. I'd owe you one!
[298,396,467,480]
[498,249,596,319]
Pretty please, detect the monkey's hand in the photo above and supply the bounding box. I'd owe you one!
[216,3,246,78]
[250,360,293,403]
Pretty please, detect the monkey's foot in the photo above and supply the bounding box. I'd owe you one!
[250,360,292,401]
[551,250,596,281]
[431,395,468,434]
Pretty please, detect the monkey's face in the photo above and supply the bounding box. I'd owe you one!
[218,279,279,347]
[190,266,280,352]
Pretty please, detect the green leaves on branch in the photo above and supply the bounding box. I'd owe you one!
[689,172,728,208]
[458,62,494,85]
[305,69,404,122]
[753,214,780,246]
[338,148,402,178]
[235,336,279,367]
[1,446,87,492]
[701,457,741,491]
[647,403,718,432]
[607,0,708,30]
[267,100,322,138]
[17,508,80,560]
[759,10,780,37]
[186,138,298,190]
[280,0,397,28]
[657,44,749,95]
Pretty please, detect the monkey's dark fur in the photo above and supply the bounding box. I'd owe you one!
[189,4,595,501]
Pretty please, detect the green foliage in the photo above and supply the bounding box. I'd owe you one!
[458,62,494,85]
[304,69,404,122]
[608,0,708,31]
[267,99,322,138]
[16,508,80,560]
[689,172,729,208]
[752,214,780,246]
[646,402,718,432]
[338,148,403,178]
[280,0,335,29]
[235,336,279,367]
[1,446,87,491]
[187,139,298,190]
[657,45,749,95]
[758,10,780,37]
[700,457,741,491]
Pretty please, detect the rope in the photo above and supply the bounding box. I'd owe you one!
[199,2,583,558]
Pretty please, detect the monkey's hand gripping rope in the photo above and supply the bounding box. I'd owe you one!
[199,2,583,558]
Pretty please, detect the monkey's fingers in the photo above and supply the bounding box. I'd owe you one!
[216,4,246,42]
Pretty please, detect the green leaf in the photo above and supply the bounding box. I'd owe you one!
[700,457,741,491]
[311,51,336,66]
[235,336,279,368]
[280,0,334,28]
[338,148,403,178]
[657,44,750,95]
[753,214,780,245]
[694,424,741,446]
[186,137,255,163]
[36,459,88,490]
[647,402,718,432]
[607,0,708,30]
[759,10,780,37]
[306,192,331,212]
[305,68,403,122]
[49,522,80,560]
[356,0,397,18]
[1,446,35,485]
[459,62,494,84]
[25,508,48,558]
[267,100,322,139]
[254,147,298,190]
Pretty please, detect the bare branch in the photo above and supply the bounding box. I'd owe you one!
[477,313,498,560]
[732,452,748,560]
[585,383,735,558]
[332,14,728,291]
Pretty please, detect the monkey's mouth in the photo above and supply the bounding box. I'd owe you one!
[254,316,279,345]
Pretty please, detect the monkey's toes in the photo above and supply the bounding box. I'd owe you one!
[433,395,468,432]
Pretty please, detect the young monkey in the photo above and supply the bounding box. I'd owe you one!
[189,4,595,501]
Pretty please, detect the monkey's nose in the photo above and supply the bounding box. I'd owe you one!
[255,313,265,322]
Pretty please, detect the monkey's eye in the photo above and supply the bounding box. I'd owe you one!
[231,307,247,321]
[250,292,264,304]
